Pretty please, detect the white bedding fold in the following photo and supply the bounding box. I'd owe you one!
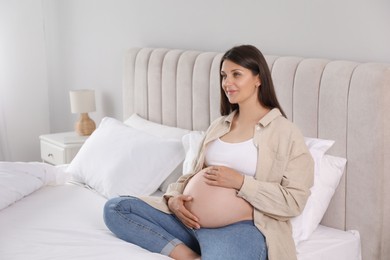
[0,161,68,210]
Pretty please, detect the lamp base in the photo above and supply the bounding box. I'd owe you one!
[75,113,96,136]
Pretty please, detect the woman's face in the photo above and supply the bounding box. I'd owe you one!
[221,60,260,106]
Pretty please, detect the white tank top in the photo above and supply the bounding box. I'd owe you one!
[204,138,258,177]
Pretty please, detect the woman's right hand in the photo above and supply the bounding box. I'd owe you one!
[167,195,200,229]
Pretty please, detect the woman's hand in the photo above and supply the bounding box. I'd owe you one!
[203,166,244,190]
[167,195,200,229]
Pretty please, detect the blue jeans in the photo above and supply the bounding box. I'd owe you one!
[103,196,267,260]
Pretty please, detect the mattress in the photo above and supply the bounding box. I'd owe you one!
[0,183,361,260]
[296,225,361,260]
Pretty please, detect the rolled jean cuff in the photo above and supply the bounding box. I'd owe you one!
[160,238,182,256]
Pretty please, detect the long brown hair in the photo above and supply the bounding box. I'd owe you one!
[219,45,286,118]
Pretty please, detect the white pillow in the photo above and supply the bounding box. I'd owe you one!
[124,113,191,192]
[291,154,347,245]
[182,131,205,174]
[124,113,190,139]
[304,137,335,175]
[66,117,185,198]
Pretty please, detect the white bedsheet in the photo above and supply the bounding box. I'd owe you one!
[0,183,360,260]
[0,184,170,260]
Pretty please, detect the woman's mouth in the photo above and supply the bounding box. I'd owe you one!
[226,90,237,96]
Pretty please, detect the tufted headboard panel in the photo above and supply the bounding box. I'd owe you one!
[123,48,390,260]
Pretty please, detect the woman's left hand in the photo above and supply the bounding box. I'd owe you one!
[203,166,244,190]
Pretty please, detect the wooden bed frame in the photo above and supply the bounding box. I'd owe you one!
[123,47,390,260]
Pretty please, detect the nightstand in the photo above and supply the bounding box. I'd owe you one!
[39,132,88,165]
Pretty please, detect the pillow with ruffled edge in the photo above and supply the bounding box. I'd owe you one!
[66,117,185,198]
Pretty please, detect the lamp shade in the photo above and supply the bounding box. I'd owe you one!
[69,89,96,113]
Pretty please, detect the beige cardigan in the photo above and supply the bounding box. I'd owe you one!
[142,108,314,260]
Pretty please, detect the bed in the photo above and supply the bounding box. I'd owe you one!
[0,47,389,260]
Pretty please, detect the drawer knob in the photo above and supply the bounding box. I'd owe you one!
[48,153,53,157]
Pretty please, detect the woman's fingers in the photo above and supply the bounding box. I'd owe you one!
[180,205,199,221]
[178,209,200,229]
[178,197,200,228]
[205,166,219,175]
[168,195,200,229]
[204,167,219,182]
[203,165,243,189]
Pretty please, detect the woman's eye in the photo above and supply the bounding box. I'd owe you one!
[233,72,241,77]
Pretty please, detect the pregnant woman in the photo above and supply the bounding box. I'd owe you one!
[104,45,314,260]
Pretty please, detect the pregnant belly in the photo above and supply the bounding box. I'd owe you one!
[182,171,253,228]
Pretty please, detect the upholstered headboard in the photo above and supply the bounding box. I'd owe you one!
[123,48,390,260]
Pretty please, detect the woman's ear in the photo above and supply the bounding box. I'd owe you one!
[256,76,261,87]
[256,79,261,88]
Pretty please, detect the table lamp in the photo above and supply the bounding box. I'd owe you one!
[69,89,96,136]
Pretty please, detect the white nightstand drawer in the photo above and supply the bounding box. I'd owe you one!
[39,132,87,165]
[40,141,65,165]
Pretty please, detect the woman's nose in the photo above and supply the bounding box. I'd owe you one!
[224,76,233,86]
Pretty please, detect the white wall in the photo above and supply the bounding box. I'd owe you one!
[44,0,390,135]
[0,0,50,161]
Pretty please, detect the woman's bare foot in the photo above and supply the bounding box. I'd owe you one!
[169,243,200,260]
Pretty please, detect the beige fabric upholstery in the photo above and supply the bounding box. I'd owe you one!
[123,48,390,260]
